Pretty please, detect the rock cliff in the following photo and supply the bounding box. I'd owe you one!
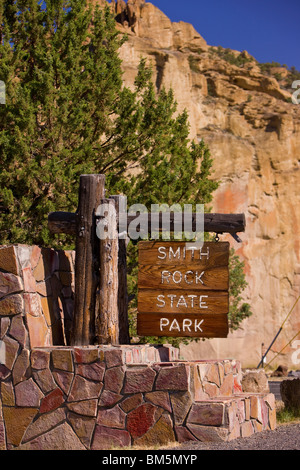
[106,1,300,368]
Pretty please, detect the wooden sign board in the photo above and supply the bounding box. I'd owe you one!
[137,241,229,338]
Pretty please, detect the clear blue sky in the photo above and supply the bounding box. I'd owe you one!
[150,0,300,70]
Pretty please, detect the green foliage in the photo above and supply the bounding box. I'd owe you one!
[0,0,251,344]
[258,61,300,90]
[273,72,283,82]
[258,61,282,73]
[188,55,200,73]
[288,66,300,85]
[212,47,253,68]
[0,0,127,247]
[276,406,300,424]
[228,248,252,331]
[0,1,218,247]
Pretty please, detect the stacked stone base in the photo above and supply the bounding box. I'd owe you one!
[0,345,276,450]
[180,393,276,444]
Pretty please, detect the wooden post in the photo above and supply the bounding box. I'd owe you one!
[110,195,130,344]
[70,174,105,346]
[48,178,246,346]
[95,197,119,345]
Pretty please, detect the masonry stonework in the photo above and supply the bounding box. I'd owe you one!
[0,245,276,450]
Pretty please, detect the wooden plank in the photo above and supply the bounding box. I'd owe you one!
[138,265,229,291]
[138,289,228,314]
[70,174,105,346]
[48,212,246,235]
[138,241,229,266]
[138,242,229,291]
[137,313,229,338]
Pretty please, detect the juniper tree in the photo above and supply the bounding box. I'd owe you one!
[0,0,251,340]
[0,0,216,244]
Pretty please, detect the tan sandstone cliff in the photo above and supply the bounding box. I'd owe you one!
[104,0,300,368]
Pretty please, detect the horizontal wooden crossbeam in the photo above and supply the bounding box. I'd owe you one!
[47,174,246,346]
[48,211,246,236]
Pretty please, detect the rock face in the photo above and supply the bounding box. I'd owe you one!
[242,369,270,393]
[108,0,300,368]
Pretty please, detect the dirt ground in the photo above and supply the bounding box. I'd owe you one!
[167,421,300,451]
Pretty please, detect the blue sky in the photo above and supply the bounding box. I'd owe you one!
[151,0,300,70]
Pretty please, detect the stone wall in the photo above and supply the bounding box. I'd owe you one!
[0,244,75,350]
[0,243,276,449]
[0,345,276,450]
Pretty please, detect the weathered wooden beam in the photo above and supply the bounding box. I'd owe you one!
[70,174,105,346]
[110,195,130,344]
[127,213,246,235]
[48,212,246,235]
[95,198,119,345]
[48,211,77,234]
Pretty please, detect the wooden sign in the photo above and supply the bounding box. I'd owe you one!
[137,241,229,338]
[48,173,245,346]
